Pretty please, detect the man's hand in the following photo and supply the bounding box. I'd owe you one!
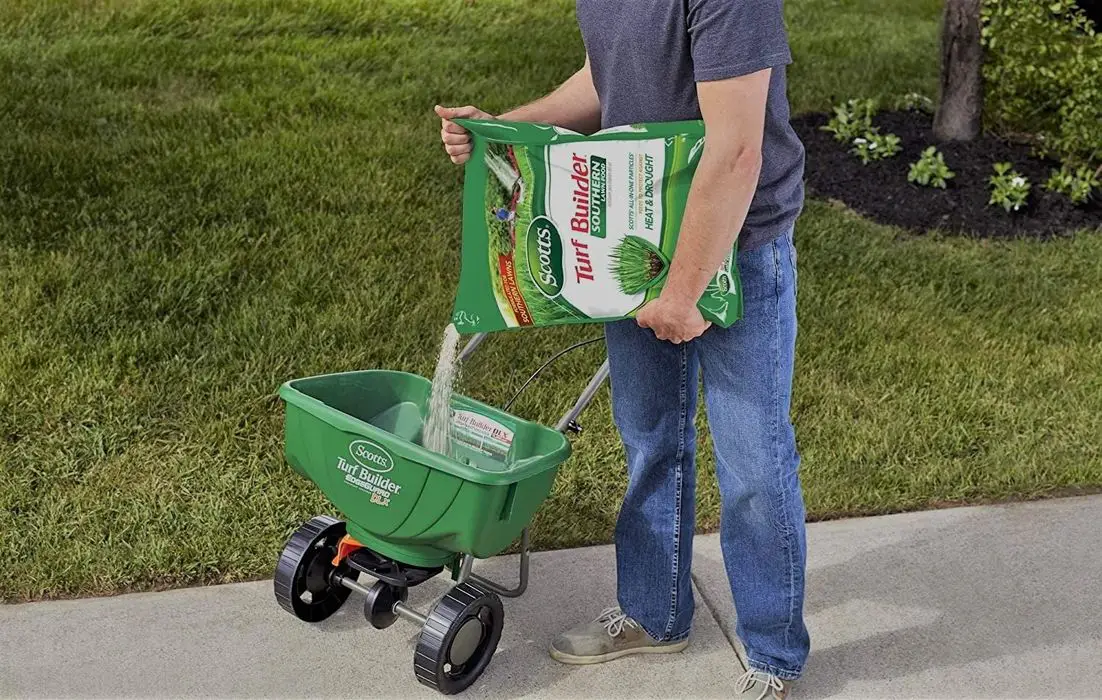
[435,104,493,165]
[636,293,711,344]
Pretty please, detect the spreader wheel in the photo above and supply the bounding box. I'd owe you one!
[363,581,408,629]
[413,582,504,695]
[273,515,357,623]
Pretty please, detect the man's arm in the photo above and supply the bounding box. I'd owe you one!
[436,59,602,165]
[499,58,602,132]
[635,69,771,343]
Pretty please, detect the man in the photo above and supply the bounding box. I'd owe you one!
[436,0,807,696]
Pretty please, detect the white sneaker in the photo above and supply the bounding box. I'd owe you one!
[735,668,789,699]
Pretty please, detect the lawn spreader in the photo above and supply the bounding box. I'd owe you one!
[272,333,609,694]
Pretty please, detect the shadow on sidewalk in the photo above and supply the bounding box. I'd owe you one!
[694,498,1102,698]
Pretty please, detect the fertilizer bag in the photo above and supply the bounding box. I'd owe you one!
[450,119,743,334]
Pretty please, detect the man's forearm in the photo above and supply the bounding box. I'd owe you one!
[498,63,602,134]
[662,147,762,304]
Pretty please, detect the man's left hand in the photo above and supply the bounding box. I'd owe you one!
[636,294,711,344]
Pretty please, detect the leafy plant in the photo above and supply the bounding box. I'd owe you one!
[822,99,877,143]
[908,146,956,188]
[989,162,1031,212]
[1045,164,1101,204]
[850,130,902,165]
[982,0,1102,171]
[895,92,935,114]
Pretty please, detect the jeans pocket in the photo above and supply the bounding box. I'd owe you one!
[787,229,798,298]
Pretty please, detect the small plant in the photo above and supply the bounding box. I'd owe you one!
[988,163,1031,212]
[908,147,956,189]
[822,99,877,143]
[609,235,670,295]
[895,92,935,114]
[850,130,901,165]
[1045,164,1101,205]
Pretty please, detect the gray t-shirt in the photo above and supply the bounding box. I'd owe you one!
[576,0,805,251]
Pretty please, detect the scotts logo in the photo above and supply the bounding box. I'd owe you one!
[348,439,394,473]
[526,216,564,298]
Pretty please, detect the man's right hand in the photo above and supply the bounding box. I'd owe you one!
[435,104,493,165]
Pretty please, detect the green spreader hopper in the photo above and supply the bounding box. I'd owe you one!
[272,335,608,694]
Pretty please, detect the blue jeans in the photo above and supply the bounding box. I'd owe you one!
[605,228,809,681]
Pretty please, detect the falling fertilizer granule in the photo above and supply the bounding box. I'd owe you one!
[422,323,461,456]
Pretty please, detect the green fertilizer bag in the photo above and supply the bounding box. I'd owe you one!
[450,119,743,334]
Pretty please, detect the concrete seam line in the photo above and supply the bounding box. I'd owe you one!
[690,572,747,672]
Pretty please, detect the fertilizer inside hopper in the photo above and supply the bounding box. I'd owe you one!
[366,399,513,472]
[283,371,546,475]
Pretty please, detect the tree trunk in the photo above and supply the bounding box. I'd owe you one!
[933,0,984,142]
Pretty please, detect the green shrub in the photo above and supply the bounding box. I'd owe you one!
[908,147,956,189]
[989,162,1031,212]
[822,99,877,143]
[850,130,902,165]
[982,0,1102,168]
[894,92,935,114]
[1046,164,1101,204]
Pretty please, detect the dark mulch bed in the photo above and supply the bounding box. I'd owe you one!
[792,110,1102,239]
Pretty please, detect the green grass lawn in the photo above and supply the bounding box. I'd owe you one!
[2,0,1099,602]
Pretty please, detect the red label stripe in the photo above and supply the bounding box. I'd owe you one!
[498,254,533,326]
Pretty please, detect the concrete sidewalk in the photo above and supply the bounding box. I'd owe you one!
[2,496,1100,698]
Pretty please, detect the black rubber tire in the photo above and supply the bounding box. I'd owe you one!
[413,582,504,695]
[363,581,408,630]
[273,516,356,623]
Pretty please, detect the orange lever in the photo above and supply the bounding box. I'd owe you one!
[332,534,364,567]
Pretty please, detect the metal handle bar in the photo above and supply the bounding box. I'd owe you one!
[554,359,609,432]
[458,332,609,434]
[457,332,489,363]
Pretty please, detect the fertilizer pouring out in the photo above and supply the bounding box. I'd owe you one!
[272,118,743,695]
[421,323,461,457]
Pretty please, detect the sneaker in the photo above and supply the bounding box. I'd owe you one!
[549,606,689,664]
[735,668,789,699]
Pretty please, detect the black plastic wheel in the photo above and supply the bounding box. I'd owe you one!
[273,515,356,623]
[363,581,408,629]
[413,582,504,695]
